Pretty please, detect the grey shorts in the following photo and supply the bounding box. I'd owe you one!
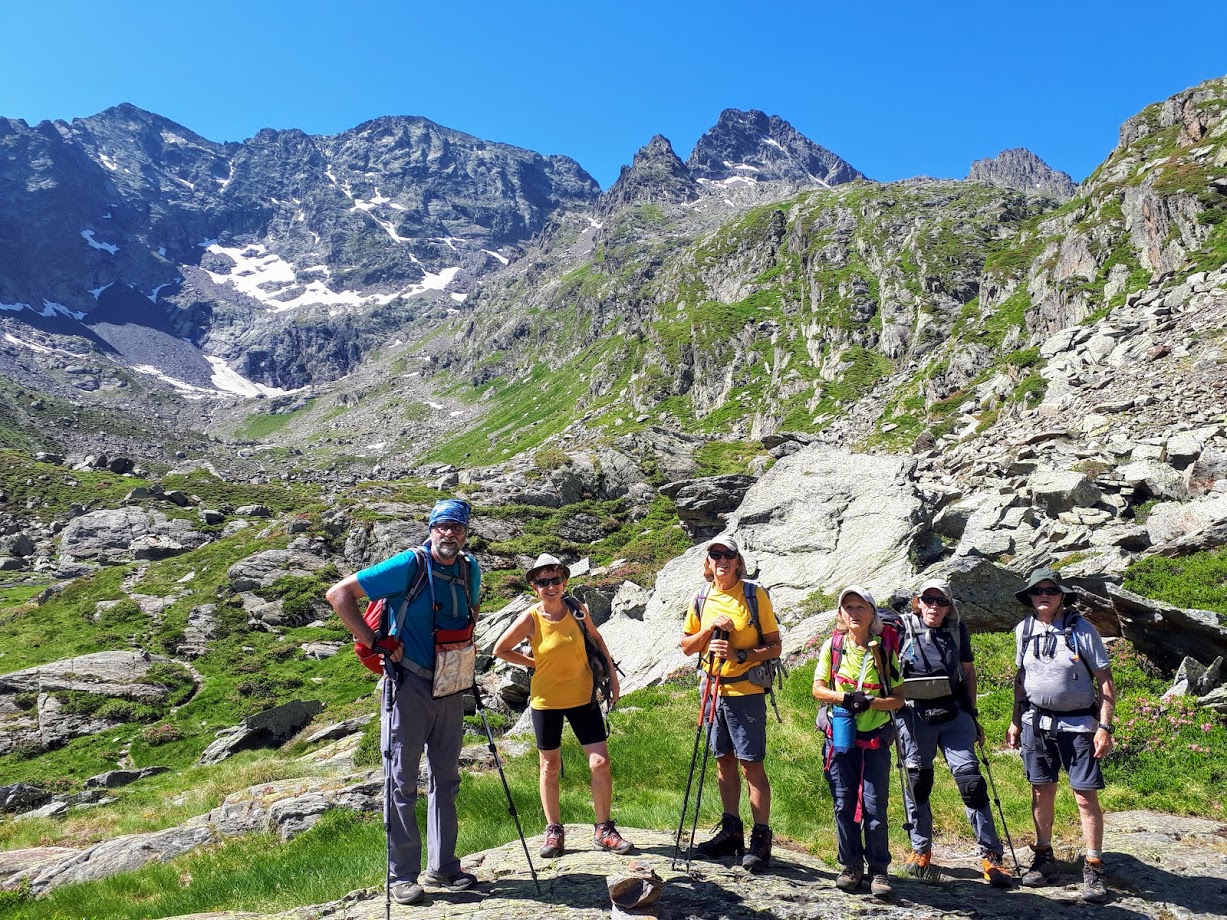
[709,692,767,762]
[1021,722,1105,791]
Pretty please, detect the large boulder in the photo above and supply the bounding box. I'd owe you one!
[604,447,925,691]
[0,783,51,814]
[663,475,758,540]
[1118,459,1189,502]
[26,826,216,894]
[226,548,330,592]
[1144,493,1227,546]
[197,700,325,765]
[58,508,156,564]
[1028,469,1102,516]
[1108,584,1227,672]
[58,508,209,565]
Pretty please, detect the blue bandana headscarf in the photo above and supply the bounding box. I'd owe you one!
[429,498,471,528]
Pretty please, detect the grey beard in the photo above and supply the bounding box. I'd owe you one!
[432,541,462,563]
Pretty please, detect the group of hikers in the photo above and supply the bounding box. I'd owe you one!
[326,499,1117,907]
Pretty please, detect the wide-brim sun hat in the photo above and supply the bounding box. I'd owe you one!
[526,553,570,584]
[1014,566,1074,607]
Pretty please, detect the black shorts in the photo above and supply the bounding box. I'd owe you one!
[531,701,607,750]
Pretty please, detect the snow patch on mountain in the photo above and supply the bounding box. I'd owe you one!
[205,357,295,398]
[81,230,119,254]
[204,242,452,313]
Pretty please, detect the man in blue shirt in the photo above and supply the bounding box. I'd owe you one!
[326,498,482,906]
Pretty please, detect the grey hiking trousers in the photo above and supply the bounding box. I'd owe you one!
[897,707,1003,857]
[383,668,465,882]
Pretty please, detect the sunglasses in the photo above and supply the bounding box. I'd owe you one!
[533,576,565,588]
[708,550,739,560]
[919,595,951,607]
[1028,586,1063,597]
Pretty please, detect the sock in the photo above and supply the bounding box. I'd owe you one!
[1035,840,1051,850]
[1086,850,1102,862]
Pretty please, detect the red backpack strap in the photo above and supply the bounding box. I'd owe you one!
[828,630,844,688]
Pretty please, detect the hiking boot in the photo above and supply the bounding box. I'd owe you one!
[835,866,863,892]
[1081,856,1108,903]
[390,882,425,905]
[691,812,745,860]
[869,870,893,898]
[540,822,565,858]
[741,824,773,872]
[594,820,634,854]
[1020,845,1059,887]
[982,851,1013,889]
[903,850,932,878]
[419,868,477,891]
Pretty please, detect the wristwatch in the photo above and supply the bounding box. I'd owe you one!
[735,648,748,665]
[1097,722,1115,734]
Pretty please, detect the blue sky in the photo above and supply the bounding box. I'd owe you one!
[3,1,1224,189]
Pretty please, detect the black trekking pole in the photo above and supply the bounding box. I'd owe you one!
[672,647,717,869]
[978,738,1021,876]
[472,678,542,895]
[684,629,728,874]
[380,654,397,920]
[870,641,920,849]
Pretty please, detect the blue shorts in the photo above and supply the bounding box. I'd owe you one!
[1021,721,1104,791]
[709,693,767,762]
[531,702,607,750]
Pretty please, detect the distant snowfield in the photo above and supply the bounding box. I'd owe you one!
[81,229,119,254]
[131,365,218,397]
[203,242,460,312]
[3,333,89,359]
[205,356,295,397]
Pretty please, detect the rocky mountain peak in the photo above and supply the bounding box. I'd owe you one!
[686,107,866,187]
[601,134,699,211]
[966,147,1076,200]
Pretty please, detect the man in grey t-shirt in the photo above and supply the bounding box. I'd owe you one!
[1006,567,1116,904]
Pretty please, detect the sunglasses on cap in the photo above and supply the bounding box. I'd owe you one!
[533,576,565,588]
[1028,586,1063,597]
[708,550,738,560]
[919,594,951,607]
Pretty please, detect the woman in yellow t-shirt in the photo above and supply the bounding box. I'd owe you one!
[680,535,781,872]
[493,553,631,859]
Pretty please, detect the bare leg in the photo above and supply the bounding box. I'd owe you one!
[1073,788,1103,852]
[1031,782,1058,844]
[715,752,741,817]
[539,748,562,825]
[584,740,612,824]
[741,760,771,826]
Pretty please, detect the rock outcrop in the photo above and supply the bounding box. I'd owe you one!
[968,147,1077,199]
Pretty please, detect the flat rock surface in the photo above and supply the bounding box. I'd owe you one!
[158,813,1227,919]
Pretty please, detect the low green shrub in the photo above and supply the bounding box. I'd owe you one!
[1123,547,1227,614]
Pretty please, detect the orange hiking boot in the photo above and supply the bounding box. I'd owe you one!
[982,851,1013,889]
[903,850,932,878]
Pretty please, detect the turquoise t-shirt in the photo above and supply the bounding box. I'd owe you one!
[356,546,481,672]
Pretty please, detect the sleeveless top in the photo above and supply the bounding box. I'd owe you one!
[529,603,594,710]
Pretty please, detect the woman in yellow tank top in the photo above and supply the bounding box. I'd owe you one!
[493,553,633,859]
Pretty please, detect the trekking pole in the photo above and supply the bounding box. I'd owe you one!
[380,654,397,920]
[870,640,919,838]
[684,629,728,874]
[472,678,542,895]
[978,738,1021,876]
[672,642,716,868]
[672,656,714,869]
